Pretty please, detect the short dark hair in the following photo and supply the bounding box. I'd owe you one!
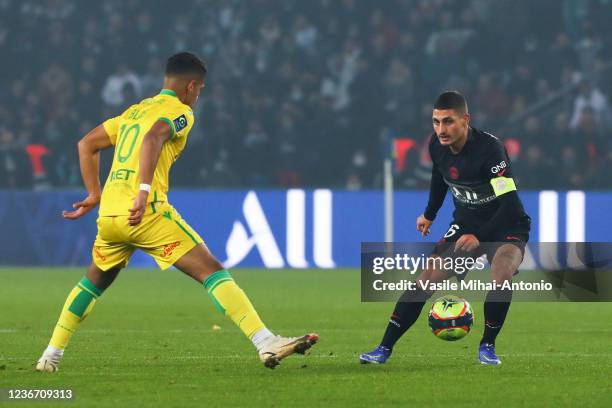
[165,52,207,79]
[433,91,468,114]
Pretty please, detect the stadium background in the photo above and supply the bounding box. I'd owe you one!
[1,0,612,268]
[1,0,611,191]
[2,2,612,407]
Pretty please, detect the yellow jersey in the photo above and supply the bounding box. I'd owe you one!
[99,89,194,216]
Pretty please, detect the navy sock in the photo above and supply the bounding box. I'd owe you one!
[380,288,431,349]
[481,287,513,345]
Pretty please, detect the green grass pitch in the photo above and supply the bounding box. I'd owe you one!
[1,268,611,407]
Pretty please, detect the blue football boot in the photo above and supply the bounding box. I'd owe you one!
[359,345,392,364]
[479,342,502,365]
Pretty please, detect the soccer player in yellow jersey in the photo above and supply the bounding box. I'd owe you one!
[36,52,318,372]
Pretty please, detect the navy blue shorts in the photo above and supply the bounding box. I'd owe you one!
[432,220,530,277]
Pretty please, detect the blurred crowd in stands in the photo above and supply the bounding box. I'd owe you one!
[1,0,612,190]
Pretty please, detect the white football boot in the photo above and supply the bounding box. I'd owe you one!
[35,347,63,373]
[258,333,319,369]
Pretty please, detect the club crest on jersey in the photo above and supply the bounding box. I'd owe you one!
[173,114,188,133]
[449,166,459,180]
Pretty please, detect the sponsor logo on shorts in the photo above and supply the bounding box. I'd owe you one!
[161,241,181,258]
[94,246,107,261]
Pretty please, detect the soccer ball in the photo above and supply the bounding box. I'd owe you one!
[428,295,473,341]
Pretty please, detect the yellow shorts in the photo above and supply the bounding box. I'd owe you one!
[92,202,203,271]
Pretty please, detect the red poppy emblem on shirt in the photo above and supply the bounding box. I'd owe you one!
[449,166,459,180]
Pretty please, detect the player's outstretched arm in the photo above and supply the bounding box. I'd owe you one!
[128,120,172,226]
[63,125,113,220]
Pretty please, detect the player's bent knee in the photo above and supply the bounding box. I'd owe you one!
[174,244,225,283]
[193,246,224,278]
[491,262,516,283]
[201,259,224,278]
[85,263,120,290]
[491,244,522,283]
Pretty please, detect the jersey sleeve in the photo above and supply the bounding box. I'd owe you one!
[102,116,121,145]
[424,163,448,221]
[159,106,194,140]
[481,140,517,197]
[474,140,526,240]
[423,135,448,220]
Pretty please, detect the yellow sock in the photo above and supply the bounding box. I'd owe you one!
[49,277,102,350]
[204,270,266,339]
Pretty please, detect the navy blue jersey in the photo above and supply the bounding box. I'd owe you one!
[424,127,530,238]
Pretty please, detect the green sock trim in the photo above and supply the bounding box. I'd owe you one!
[77,284,96,298]
[206,278,233,294]
[209,294,226,314]
[68,290,95,318]
[203,270,232,290]
[78,277,103,297]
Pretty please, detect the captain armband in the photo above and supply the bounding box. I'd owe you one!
[490,176,517,197]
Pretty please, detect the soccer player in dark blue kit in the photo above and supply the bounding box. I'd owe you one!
[360,91,531,365]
